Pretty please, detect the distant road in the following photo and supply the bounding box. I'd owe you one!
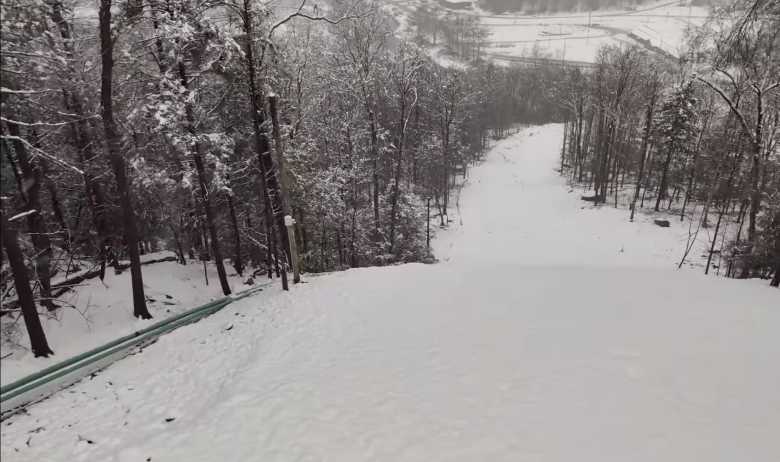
[385,0,684,66]
[482,53,597,68]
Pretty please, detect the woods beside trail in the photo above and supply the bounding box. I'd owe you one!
[0,0,777,358]
[0,0,567,356]
[556,0,779,286]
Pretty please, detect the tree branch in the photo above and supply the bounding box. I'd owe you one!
[0,135,84,174]
[0,116,95,128]
[695,75,755,146]
[268,0,362,38]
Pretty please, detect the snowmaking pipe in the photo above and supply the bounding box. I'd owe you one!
[0,284,267,417]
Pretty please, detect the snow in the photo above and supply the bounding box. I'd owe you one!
[436,126,717,269]
[1,252,254,386]
[7,209,37,222]
[476,1,709,62]
[2,125,778,461]
[429,46,470,70]
[386,0,708,63]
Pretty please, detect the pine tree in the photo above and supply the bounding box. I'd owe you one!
[653,81,699,212]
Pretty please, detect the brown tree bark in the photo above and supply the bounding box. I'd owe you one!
[654,147,674,212]
[4,122,56,310]
[226,189,243,277]
[388,68,415,255]
[177,62,231,295]
[1,208,54,357]
[239,0,289,290]
[49,0,110,261]
[630,93,656,221]
[99,0,151,319]
[267,95,293,267]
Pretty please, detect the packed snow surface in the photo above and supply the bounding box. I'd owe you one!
[2,125,778,461]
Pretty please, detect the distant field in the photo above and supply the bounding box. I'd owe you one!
[385,0,710,64]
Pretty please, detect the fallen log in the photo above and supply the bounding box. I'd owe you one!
[1,256,180,313]
[51,256,179,296]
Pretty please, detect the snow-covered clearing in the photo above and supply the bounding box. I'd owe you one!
[438,126,720,271]
[388,0,707,63]
[2,124,778,461]
[477,0,708,62]
[1,253,254,386]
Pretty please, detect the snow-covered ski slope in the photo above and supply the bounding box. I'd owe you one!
[2,125,778,462]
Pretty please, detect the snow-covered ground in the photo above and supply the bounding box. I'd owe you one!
[388,0,708,63]
[1,253,255,386]
[438,126,719,270]
[477,0,708,62]
[2,125,778,461]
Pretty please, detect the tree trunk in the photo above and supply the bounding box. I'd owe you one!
[572,100,584,181]
[389,83,410,255]
[239,0,289,290]
[268,95,295,272]
[68,95,111,274]
[581,110,594,184]
[258,172,280,282]
[2,138,27,205]
[681,114,708,221]
[170,223,186,265]
[593,111,606,199]
[655,148,674,212]
[42,169,69,248]
[561,119,568,172]
[177,62,231,295]
[1,208,54,357]
[370,111,380,234]
[630,95,655,221]
[50,0,110,260]
[746,140,762,244]
[99,0,151,319]
[705,202,726,275]
[4,122,56,311]
[226,190,243,277]
[426,197,431,253]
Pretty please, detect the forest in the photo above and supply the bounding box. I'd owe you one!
[0,0,567,356]
[0,0,777,359]
[555,0,779,285]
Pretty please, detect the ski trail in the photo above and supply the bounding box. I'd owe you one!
[2,125,778,462]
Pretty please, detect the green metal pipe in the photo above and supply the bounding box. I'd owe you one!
[1,300,231,404]
[1,283,268,409]
[0,297,229,395]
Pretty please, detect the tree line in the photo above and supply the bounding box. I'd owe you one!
[1,0,568,356]
[555,0,779,286]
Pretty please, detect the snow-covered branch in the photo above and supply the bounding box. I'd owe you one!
[0,135,85,174]
[0,87,61,95]
[9,209,38,222]
[695,75,755,146]
[0,116,95,128]
[268,0,363,38]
